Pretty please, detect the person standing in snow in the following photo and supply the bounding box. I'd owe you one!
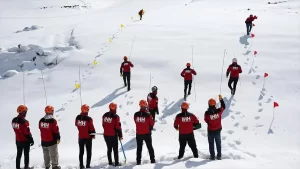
[120,56,134,91]
[75,104,96,169]
[181,63,197,99]
[39,105,61,169]
[12,105,34,169]
[102,103,123,167]
[174,102,201,159]
[245,14,257,35]
[226,58,242,95]
[134,100,156,165]
[147,86,159,122]
[204,95,225,160]
[138,9,144,20]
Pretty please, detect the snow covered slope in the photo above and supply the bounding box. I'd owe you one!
[0,0,300,168]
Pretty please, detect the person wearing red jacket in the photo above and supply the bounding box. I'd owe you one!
[245,14,257,35]
[75,104,96,169]
[204,95,225,160]
[120,56,134,91]
[138,9,144,20]
[181,63,197,99]
[134,100,155,165]
[102,103,123,166]
[147,86,159,122]
[12,105,34,169]
[226,58,242,95]
[39,105,61,169]
[174,102,201,159]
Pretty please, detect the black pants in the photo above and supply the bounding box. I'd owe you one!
[178,133,198,158]
[149,109,157,122]
[136,134,155,163]
[16,142,30,169]
[139,15,142,20]
[79,139,92,167]
[228,77,239,95]
[123,72,131,91]
[184,80,192,96]
[246,23,252,35]
[208,131,221,158]
[104,136,119,164]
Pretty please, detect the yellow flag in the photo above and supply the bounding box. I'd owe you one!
[75,83,80,89]
[93,60,97,65]
[109,38,112,42]
[131,16,133,20]
[120,24,124,28]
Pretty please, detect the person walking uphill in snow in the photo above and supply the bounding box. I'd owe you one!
[174,102,201,159]
[39,105,61,169]
[181,63,197,99]
[120,56,134,91]
[226,58,242,95]
[75,104,96,169]
[134,100,156,165]
[12,105,34,169]
[138,9,144,20]
[204,95,225,160]
[245,14,257,35]
[102,103,123,167]
[147,86,159,122]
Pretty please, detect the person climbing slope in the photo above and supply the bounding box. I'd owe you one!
[120,56,134,91]
[226,58,242,95]
[147,86,159,122]
[138,9,144,20]
[181,63,197,100]
[245,14,257,35]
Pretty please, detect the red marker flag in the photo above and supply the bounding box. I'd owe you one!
[254,51,257,55]
[251,34,255,38]
[274,102,279,108]
[253,23,256,26]
[264,73,268,78]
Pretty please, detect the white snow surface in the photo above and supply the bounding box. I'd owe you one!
[0,0,300,168]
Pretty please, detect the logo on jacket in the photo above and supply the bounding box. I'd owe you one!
[185,70,191,73]
[77,120,86,126]
[40,122,49,128]
[124,63,128,66]
[232,66,238,70]
[104,117,112,123]
[210,114,220,120]
[136,117,145,122]
[182,117,191,122]
[12,123,19,129]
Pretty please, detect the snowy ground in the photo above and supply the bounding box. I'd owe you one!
[0,0,300,168]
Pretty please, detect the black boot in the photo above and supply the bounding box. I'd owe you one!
[151,159,156,163]
[209,156,215,160]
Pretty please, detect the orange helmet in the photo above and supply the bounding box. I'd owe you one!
[208,99,216,106]
[45,105,54,114]
[186,63,191,67]
[17,105,28,113]
[123,56,128,60]
[109,102,117,110]
[81,104,90,113]
[139,100,148,107]
[181,102,189,109]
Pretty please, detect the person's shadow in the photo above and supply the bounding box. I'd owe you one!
[239,35,250,48]
[91,87,127,108]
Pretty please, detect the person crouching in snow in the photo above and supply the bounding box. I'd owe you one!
[138,9,144,20]
[245,14,257,35]
[226,58,242,95]
[39,105,61,169]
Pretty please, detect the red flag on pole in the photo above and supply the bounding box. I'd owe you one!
[253,23,256,26]
[251,34,255,38]
[264,73,268,78]
[254,51,257,55]
[274,102,279,108]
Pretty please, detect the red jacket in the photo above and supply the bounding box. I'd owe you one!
[120,61,134,73]
[245,16,257,23]
[204,99,225,132]
[75,113,96,139]
[174,111,199,134]
[226,63,242,78]
[12,115,33,143]
[147,92,158,111]
[134,109,154,135]
[181,68,196,80]
[39,115,60,147]
[102,111,122,138]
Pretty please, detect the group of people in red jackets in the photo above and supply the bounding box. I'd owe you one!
[11,14,252,169]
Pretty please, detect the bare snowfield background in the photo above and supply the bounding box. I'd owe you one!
[0,0,300,168]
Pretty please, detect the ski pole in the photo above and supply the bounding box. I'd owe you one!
[40,70,48,105]
[78,66,82,106]
[129,36,136,61]
[119,139,127,165]
[220,49,226,94]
